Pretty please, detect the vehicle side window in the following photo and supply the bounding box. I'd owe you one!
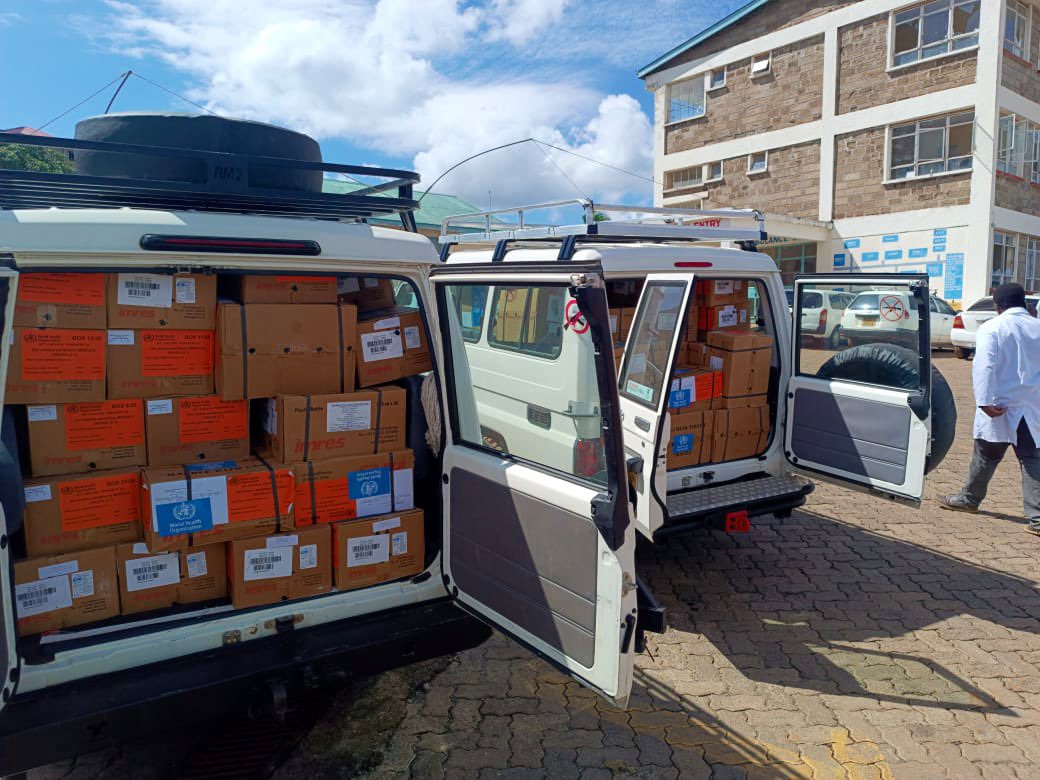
[620,281,685,408]
[929,298,938,313]
[968,298,996,312]
[487,286,565,359]
[936,299,956,315]
[452,284,488,342]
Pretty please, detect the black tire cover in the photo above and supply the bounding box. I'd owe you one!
[816,343,956,474]
[74,113,323,192]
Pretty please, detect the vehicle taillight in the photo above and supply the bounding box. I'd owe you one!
[953,314,964,329]
[817,308,828,333]
[574,438,605,479]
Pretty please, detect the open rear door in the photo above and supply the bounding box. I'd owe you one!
[785,274,931,503]
[0,267,18,711]
[618,274,694,538]
[431,266,637,706]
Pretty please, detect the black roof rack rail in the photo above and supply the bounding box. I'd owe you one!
[0,132,421,227]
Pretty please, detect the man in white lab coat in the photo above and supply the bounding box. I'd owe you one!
[940,283,1040,533]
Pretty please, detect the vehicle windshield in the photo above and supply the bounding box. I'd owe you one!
[801,292,823,308]
[968,298,996,312]
[849,294,881,311]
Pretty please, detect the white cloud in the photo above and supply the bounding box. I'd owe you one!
[102,0,656,207]
[0,12,23,27]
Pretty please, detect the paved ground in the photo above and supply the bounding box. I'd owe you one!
[355,352,1040,779]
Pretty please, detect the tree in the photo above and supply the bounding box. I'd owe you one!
[0,143,74,174]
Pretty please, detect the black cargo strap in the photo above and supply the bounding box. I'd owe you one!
[373,388,383,454]
[239,304,249,397]
[256,454,284,531]
[302,394,313,462]
[181,465,195,547]
[307,461,318,526]
[389,450,395,511]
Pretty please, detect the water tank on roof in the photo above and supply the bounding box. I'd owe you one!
[73,113,323,193]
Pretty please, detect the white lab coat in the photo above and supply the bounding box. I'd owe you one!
[973,307,1040,443]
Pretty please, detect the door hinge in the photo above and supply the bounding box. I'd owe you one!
[570,273,593,288]
[622,572,637,596]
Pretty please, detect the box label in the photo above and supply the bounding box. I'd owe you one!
[243,548,292,581]
[107,330,135,346]
[58,472,141,531]
[117,273,173,307]
[16,575,73,618]
[668,388,691,409]
[185,460,239,472]
[348,467,391,517]
[175,278,196,304]
[717,306,738,328]
[373,316,400,329]
[185,551,208,578]
[147,399,174,415]
[327,401,371,432]
[404,326,421,350]
[38,560,79,579]
[125,553,180,592]
[154,497,215,536]
[20,330,105,381]
[227,469,293,523]
[713,280,734,295]
[65,400,144,451]
[266,535,298,548]
[625,380,654,403]
[709,355,724,371]
[299,543,318,570]
[673,433,694,455]
[373,516,401,532]
[347,534,390,567]
[338,277,360,294]
[19,273,106,305]
[71,570,94,598]
[27,405,58,422]
[360,331,403,362]
[178,397,248,443]
[24,484,52,503]
[141,331,214,377]
[263,399,278,436]
[391,531,408,556]
[393,468,414,511]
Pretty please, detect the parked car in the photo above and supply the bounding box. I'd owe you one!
[951,295,1040,359]
[798,289,854,348]
[841,290,956,350]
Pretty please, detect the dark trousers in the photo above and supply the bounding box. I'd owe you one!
[962,418,1040,523]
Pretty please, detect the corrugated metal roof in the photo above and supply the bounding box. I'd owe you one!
[321,178,482,230]
[636,0,772,78]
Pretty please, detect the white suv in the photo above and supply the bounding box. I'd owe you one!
[799,289,854,348]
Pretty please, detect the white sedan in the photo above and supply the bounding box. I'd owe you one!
[951,295,1039,359]
[841,291,958,350]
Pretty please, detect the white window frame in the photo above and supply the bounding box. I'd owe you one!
[666,77,706,124]
[997,112,1040,179]
[707,67,727,91]
[747,151,769,175]
[1026,237,1040,292]
[706,160,724,182]
[665,161,725,191]
[885,110,974,182]
[1005,0,1031,61]
[750,53,771,77]
[993,230,1019,289]
[888,0,981,69]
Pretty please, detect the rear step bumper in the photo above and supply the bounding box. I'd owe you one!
[659,475,813,538]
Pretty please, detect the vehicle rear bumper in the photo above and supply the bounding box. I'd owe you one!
[0,598,490,774]
[950,330,975,348]
[659,475,813,538]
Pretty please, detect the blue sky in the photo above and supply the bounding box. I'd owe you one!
[1,0,744,207]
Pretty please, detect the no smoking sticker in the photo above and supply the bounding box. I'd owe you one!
[564,299,590,334]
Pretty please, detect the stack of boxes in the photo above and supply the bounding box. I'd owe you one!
[6,271,431,638]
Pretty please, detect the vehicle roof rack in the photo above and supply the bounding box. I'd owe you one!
[0,132,420,229]
[438,198,767,260]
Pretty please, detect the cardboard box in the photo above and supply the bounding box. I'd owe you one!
[107,329,214,399]
[337,277,397,312]
[696,279,747,307]
[332,509,425,591]
[116,541,226,615]
[107,273,216,330]
[698,302,751,336]
[619,308,636,341]
[141,460,295,552]
[15,273,108,329]
[711,406,771,463]
[6,328,107,404]
[668,367,722,413]
[262,387,407,463]
[144,396,250,467]
[228,525,332,609]
[667,409,713,470]
[22,468,142,557]
[613,343,625,366]
[685,341,708,367]
[233,275,338,304]
[14,546,119,636]
[294,449,415,526]
[355,308,432,387]
[706,330,773,406]
[216,303,357,400]
[26,400,146,477]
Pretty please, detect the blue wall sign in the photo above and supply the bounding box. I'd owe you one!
[926,263,943,277]
[882,234,899,243]
[862,251,879,262]
[885,249,903,260]
[933,228,948,237]
[844,238,860,249]
[832,253,846,267]
[944,253,965,298]
[908,248,928,258]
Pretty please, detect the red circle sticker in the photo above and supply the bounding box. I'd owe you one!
[564,299,590,334]
[880,295,905,322]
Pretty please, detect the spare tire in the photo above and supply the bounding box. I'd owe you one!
[816,343,956,474]
[74,113,323,192]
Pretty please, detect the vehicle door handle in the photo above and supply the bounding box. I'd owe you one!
[635,416,651,432]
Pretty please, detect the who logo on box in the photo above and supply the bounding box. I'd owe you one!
[156,497,214,536]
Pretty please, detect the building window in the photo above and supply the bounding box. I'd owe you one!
[1027,238,1040,292]
[708,68,726,90]
[762,242,818,287]
[750,53,771,76]
[997,112,1040,179]
[891,0,980,67]
[667,78,705,123]
[667,166,704,190]
[1005,0,1030,60]
[888,110,974,180]
[747,151,768,174]
[707,161,723,181]
[993,231,1018,289]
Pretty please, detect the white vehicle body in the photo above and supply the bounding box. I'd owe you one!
[841,290,955,349]
[951,296,1039,357]
[799,289,854,348]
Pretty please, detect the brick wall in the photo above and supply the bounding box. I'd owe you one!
[690,141,821,219]
[995,171,1040,218]
[1002,7,1040,103]
[664,36,824,153]
[648,0,857,74]
[832,127,971,218]
[837,13,977,114]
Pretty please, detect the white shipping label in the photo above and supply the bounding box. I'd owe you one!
[356,493,392,518]
[326,400,371,432]
[713,280,734,295]
[360,331,403,362]
[347,534,390,567]
[38,560,78,579]
[391,532,408,556]
[175,277,196,304]
[71,570,94,598]
[15,575,73,618]
[393,468,414,511]
[266,535,298,548]
[710,355,724,371]
[740,309,749,323]
[372,516,401,533]
[125,553,180,592]
[717,306,738,328]
[117,273,173,308]
[243,548,292,581]
[24,485,52,503]
[263,399,278,436]
[150,475,229,532]
[338,277,360,294]
[107,330,135,346]
[186,552,208,578]
[27,405,58,423]
[629,352,647,376]
[147,399,173,416]
[373,316,401,330]
[657,312,678,331]
[609,314,618,334]
[404,326,420,350]
[364,278,380,288]
[299,544,318,570]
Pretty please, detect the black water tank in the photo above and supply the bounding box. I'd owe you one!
[73,113,323,193]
